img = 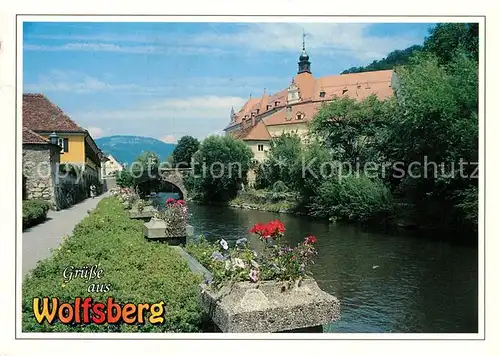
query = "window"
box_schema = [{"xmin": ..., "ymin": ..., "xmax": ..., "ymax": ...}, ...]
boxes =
[
  {"xmin": 342, "ymin": 88, "xmax": 348, "ymax": 95},
  {"xmin": 297, "ymin": 113, "xmax": 303, "ymax": 120},
  {"xmin": 57, "ymin": 137, "xmax": 69, "ymax": 153},
  {"xmin": 319, "ymin": 91, "xmax": 326, "ymax": 98},
  {"xmin": 257, "ymin": 144, "xmax": 264, "ymax": 152}
]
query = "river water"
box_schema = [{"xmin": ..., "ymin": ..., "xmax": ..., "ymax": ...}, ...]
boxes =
[{"xmin": 153, "ymin": 192, "xmax": 478, "ymax": 333}]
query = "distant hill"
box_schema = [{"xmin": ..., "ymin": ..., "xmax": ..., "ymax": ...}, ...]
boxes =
[
  {"xmin": 341, "ymin": 45, "xmax": 423, "ymax": 74},
  {"xmin": 95, "ymin": 135, "xmax": 176, "ymax": 165}
]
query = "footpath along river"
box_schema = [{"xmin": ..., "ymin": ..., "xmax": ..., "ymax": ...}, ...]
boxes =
[{"xmin": 153, "ymin": 192, "xmax": 478, "ymax": 333}]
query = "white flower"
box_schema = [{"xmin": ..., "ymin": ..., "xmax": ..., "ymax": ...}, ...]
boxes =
[
  {"xmin": 233, "ymin": 258, "xmax": 246, "ymax": 269},
  {"xmin": 250, "ymin": 259, "xmax": 260, "ymax": 268},
  {"xmin": 220, "ymin": 239, "xmax": 229, "ymax": 250}
]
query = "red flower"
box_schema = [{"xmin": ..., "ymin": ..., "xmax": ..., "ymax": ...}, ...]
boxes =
[
  {"xmin": 304, "ymin": 235, "xmax": 317, "ymax": 244},
  {"xmin": 249, "ymin": 220, "xmax": 285, "ymax": 240},
  {"xmin": 175, "ymin": 199, "xmax": 186, "ymax": 206},
  {"xmin": 165, "ymin": 197, "xmax": 175, "ymax": 205}
]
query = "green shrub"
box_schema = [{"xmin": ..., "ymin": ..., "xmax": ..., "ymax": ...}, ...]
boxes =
[
  {"xmin": 23, "ymin": 199, "xmax": 51, "ymax": 228},
  {"xmin": 308, "ymin": 174, "xmax": 393, "ymax": 222},
  {"xmin": 22, "ymin": 197, "xmax": 203, "ymax": 332}
]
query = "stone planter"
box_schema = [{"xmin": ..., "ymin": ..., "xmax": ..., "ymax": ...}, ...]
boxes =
[
  {"xmin": 143, "ymin": 218, "xmax": 194, "ymax": 245},
  {"xmin": 199, "ymin": 279, "xmax": 340, "ymax": 333},
  {"xmin": 128, "ymin": 206, "xmax": 157, "ymax": 220}
]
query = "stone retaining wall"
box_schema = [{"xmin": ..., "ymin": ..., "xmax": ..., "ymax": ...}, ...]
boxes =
[{"xmin": 22, "ymin": 144, "xmax": 59, "ymax": 206}]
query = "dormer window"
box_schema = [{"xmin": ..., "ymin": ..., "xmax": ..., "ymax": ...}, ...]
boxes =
[
  {"xmin": 319, "ymin": 90, "xmax": 326, "ymax": 98},
  {"xmin": 342, "ymin": 88, "xmax": 348, "ymax": 95},
  {"xmin": 256, "ymin": 108, "xmax": 260, "ymax": 114},
  {"xmin": 296, "ymin": 112, "xmax": 304, "ymax": 120},
  {"xmin": 274, "ymin": 101, "xmax": 280, "ymax": 107},
  {"xmin": 266, "ymin": 105, "xmax": 272, "ymax": 110}
]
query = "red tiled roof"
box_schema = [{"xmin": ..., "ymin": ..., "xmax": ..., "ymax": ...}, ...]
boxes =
[
  {"xmin": 241, "ymin": 120, "xmax": 271, "ymax": 141},
  {"xmin": 264, "ymin": 101, "xmax": 322, "ymax": 126},
  {"xmin": 310, "ymin": 70, "xmax": 394, "ymax": 102},
  {"xmin": 23, "ymin": 93, "xmax": 85, "ymax": 132},
  {"xmin": 22, "ymin": 127, "xmax": 50, "ymax": 144},
  {"xmin": 225, "ymin": 69, "xmax": 394, "ymax": 134}
]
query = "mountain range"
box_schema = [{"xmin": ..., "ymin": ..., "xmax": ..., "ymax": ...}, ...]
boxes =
[{"xmin": 95, "ymin": 135, "xmax": 176, "ymax": 165}]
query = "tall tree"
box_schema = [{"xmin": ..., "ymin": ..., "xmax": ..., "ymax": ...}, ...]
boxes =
[
  {"xmin": 172, "ymin": 136, "xmax": 200, "ymax": 168},
  {"xmin": 189, "ymin": 135, "xmax": 253, "ymax": 202}
]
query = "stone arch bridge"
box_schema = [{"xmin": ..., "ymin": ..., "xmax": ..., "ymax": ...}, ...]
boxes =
[{"xmin": 135, "ymin": 167, "xmax": 192, "ymax": 199}]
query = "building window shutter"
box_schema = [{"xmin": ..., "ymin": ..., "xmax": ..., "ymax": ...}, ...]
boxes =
[{"xmin": 63, "ymin": 138, "xmax": 69, "ymax": 153}]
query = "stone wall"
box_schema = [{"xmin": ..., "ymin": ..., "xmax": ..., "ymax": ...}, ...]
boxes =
[{"xmin": 22, "ymin": 144, "xmax": 59, "ymax": 206}]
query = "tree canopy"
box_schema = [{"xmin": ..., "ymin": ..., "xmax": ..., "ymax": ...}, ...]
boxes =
[
  {"xmin": 172, "ymin": 135, "xmax": 200, "ymax": 168},
  {"xmin": 188, "ymin": 135, "xmax": 253, "ymax": 202}
]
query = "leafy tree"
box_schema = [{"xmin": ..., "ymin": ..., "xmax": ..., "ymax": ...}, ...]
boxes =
[
  {"xmin": 380, "ymin": 52, "xmax": 478, "ymax": 230},
  {"xmin": 134, "ymin": 151, "xmax": 159, "ymax": 169},
  {"xmin": 423, "ymin": 23, "xmax": 479, "ymax": 65},
  {"xmin": 310, "ymin": 95, "xmax": 390, "ymax": 167},
  {"xmin": 190, "ymin": 135, "xmax": 253, "ymax": 202},
  {"xmin": 116, "ymin": 169, "xmax": 134, "ymax": 188},
  {"xmin": 257, "ymin": 133, "xmax": 303, "ymax": 189},
  {"xmin": 172, "ymin": 136, "xmax": 200, "ymax": 168}
]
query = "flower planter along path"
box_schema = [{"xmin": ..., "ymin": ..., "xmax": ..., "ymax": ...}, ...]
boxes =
[{"xmin": 22, "ymin": 193, "xmax": 109, "ymax": 277}]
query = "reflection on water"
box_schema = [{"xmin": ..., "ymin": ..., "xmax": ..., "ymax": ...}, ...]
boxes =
[{"xmin": 152, "ymin": 193, "xmax": 478, "ymax": 333}]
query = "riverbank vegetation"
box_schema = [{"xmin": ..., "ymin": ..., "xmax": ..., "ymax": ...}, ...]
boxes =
[{"xmin": 22, "ymin": 197, "xmax": 203, "ymax": 332}]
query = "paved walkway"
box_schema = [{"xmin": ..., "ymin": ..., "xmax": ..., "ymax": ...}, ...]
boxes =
[{"xmin": 22, "ymin": 193, "xmax": 110, "ymax": 277}]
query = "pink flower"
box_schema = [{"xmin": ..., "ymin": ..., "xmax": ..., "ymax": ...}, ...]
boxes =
[{"xmin": 249, "ymin": 269, "xmax": 259, "ymax": 282}]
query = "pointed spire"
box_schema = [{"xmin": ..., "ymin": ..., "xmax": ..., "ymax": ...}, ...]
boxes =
[
  {"xmin": 302, "ymin": 29, "xmax": 306, "ymax": 51},
  {"xmin": 298, "ymin": 30, "xmax": 311, "ymax": 74},
  {"xmin": 230, "ymin": 106, "xmax": 236, "ymax": 122}
]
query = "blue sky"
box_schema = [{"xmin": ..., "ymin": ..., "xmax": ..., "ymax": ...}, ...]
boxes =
[{"xmin": 23, "ymin": 21, "xmax": 436, "ymax": 143}]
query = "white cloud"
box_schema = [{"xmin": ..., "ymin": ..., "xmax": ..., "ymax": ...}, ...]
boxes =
[
  {"xmin": 189, "ymin": 23, "xmax": 423, "ymax": 61},
  {"xmin": 74, "ymin": 95, "xmax": 247, "ymax": 121},
  {"xmin": 24, "ymin": 70, "xmax": 288, "ymax": 97},
  {"xmin": 24, "ymin": 43, "xmax": 225, "ymax": 55},
  {"xmin": 71, "ymin": 96, "xmax": 246, "ymax": 140},
  {"xmin": 87, "ymin": 126, "xmax": 104, "ymax": 138},
  {"xmin": 161, "ymin": 135, "xmax": 177, "ymax": 144},
  {"xmin": 24, "ymin": 23, "xmax": 426, "ymax": 61}
]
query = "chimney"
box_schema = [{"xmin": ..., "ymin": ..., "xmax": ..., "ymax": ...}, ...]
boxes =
[
  {"xmin": 251, "ymin": 112, "xmax": 256, "ymax": 126},
  {"xmin": 285, "ymin": 106, "xmax": 292, "ymax": 120}
]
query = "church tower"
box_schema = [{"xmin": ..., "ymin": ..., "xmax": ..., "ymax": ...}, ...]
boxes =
[{"xmin": 298, "ymin": 31, "xmax": 311, "ymax": 74}]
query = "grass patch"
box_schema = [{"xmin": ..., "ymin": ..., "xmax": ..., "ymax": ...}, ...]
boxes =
[{"xmin": 22, "ymin": 197, "xmax": 203, "ymax": 332}]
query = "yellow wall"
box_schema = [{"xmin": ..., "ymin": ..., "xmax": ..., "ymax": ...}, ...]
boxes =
[{"xmin": 41, "ymin": 134, "xmax": 85, "ymax": 163}]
